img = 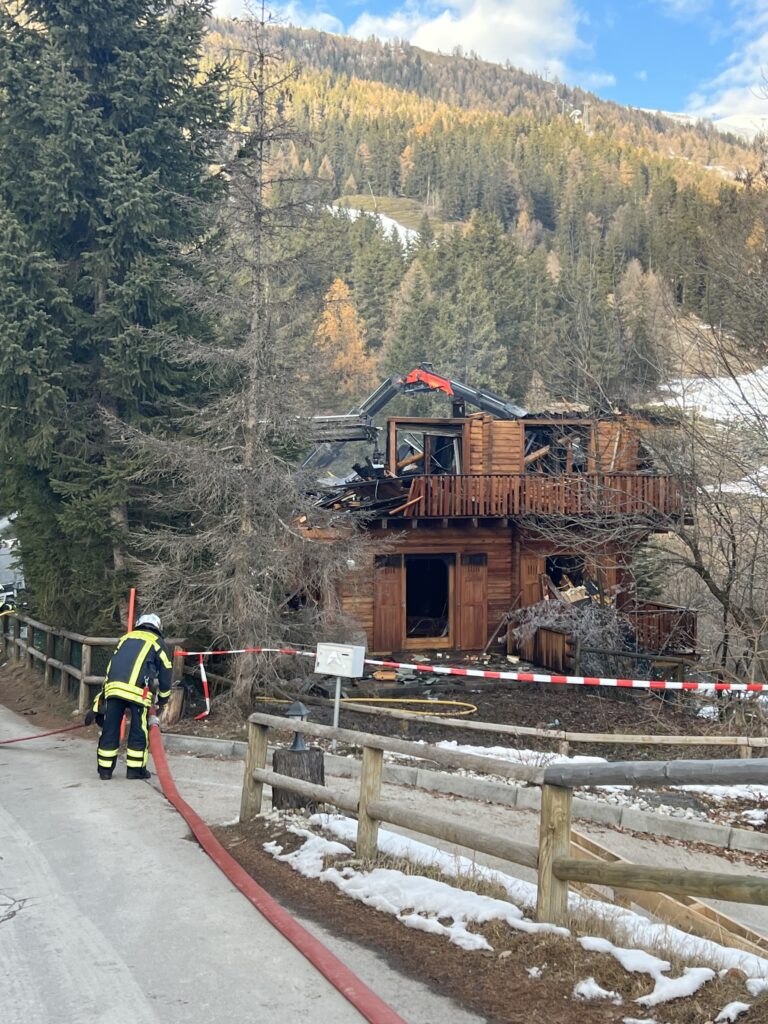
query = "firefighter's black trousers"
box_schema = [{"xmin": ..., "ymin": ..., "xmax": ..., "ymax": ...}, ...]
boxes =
[{"xmin": 97, "ymin": 698, "xmax": 148, "ymax": 777}]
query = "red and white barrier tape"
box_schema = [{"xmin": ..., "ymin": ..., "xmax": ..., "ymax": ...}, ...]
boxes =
[
  {"xmin": 175, "ymin": 645, "xmax": 767, "ymax": 694},
  {"xmin": 194, "ymin": 654, "xmax": 211, "ymax": 720}
]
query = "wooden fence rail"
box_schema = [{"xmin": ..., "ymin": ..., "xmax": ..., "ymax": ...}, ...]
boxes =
[
  {"xmin": 319, "ymin": 700, "xmax": 768, "ymax": 758},
  {"xmin": 241, "ymin": 712, "xmax": 768, "ymax": 942},
  {"xmin": 1, "ymin": 613, "xmax": 184, "ymax": 712}
]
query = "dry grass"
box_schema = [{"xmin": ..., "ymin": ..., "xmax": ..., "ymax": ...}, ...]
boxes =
[{"xmin": 312, "ymin": 825, "xmax": 768, "ymax": 1020}]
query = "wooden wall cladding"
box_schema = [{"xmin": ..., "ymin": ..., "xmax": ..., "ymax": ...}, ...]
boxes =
[
  {"xmin": 489, "ymin": 420, "xmax": 525, "ymax": 473},
  {"xmin": 342, "ymin": 526, "xmax": 516, "ymax": 653}
]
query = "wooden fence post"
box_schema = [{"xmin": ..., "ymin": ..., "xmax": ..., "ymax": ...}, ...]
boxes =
[
  {"xmin": 171, "ymin": 646, "xmax": 184, "ymax": 685},
  {"xmin": 536, "ymin": 783, "xmax": 573, "ymax": 926},
  {"xmin": 240, "ymin": 721, "xmax": 269, "ymax": 823},
  {"xmin": 12, "ymin": 616, "xmax": 20, "ymax": 663},
  {"xmin": 44, "ymin": 628, "xmax": 55, "ymax": 687},
  {"xmin": 60, "ymin": 637, "xmax": 72, "ymax": 696},
  {"xmin": 739, "ymin": 743, "xmax": 752, "ymax": 759},
  {"xmin": 26, "ymin": 625, "xmax": 34, "ymax": 672},
  {"xmin": 356, "ymin": 745, "xmax": 384, "ymax": 861},
  {"xmin": 79, "ymin": 642, "xmax": 92, "ymax": 713}
]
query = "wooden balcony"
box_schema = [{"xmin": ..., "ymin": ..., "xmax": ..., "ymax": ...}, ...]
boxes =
[
  {"xmin": 397, "ymin": 473, "xmax": 684, "ymax": 520},
  {"xmin": 623, "ymin": 601, "xmax": 697, "ymax": 655}
]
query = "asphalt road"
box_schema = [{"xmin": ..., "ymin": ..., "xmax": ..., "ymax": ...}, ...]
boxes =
[{"xmin": 0, "ymin": 705, "xmax": 375, "ymax": 1024}]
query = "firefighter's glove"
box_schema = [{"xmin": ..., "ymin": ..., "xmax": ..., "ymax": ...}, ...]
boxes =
[{"xmin": 84, "ymin": 710, "xmax": 94, "ymax": 727}]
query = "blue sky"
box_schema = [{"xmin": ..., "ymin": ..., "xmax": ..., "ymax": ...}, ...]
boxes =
[{"xmin": 213, "ymin": 1, "xmax": 768, "ymax": 129}]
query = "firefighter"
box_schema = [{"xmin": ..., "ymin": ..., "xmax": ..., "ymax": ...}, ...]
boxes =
[{"xmin": 87, "ymin": 613, "xmax": 172, "ymax": 780}]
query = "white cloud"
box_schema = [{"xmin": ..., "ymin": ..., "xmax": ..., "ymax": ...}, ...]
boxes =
[
  {"xmin": 686, "ymin": 1, "xmax": 768, "ymax": 122},
  {"xmin": 654, "ymin": 0, "xmax": 712, "ymax": 17},
  {"xmin": 635, "ymin": 69, "xmax": 648, "ymax": 81},
  {"xmin": 348, "ymin": 0, "xmax": 597, "ymax": 83},
  {"xmin": 214, "ymin": 0, "xmax": 343, "ymax": 32}
]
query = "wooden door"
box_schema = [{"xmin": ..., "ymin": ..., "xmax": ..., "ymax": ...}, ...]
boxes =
[
  {"xmin": 520, "ymin": 552, "xmax": 546, "ymax": 607},
  {"xmin": 373, "ymin": 555, "xmax": 404, "ymax": 653},
  {"xmin": 458, "ymin": 553, "xmax": 487, "ymax": 650}
]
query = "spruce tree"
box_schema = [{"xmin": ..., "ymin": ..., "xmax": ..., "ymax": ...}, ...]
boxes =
[{"xmin": 0, "ymin": 1, "xmax": 229, "ymax": 627}]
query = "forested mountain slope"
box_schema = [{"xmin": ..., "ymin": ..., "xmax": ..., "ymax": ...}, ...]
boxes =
[{"xmin": 202, "ymin": 20, "xmax": 767, "ymax": 410}]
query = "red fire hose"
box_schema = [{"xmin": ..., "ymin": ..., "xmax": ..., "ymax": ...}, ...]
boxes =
[
  {"xmin": 147, "ymin": 722, "xmax": 406, "ymax": 1024},
  {"xmin": 0, "ymin": 722, "xmax": 85, "ymax": 745}
]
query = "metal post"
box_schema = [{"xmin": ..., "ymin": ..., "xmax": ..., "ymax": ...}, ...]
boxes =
[{"xmin": 332, "ymin": 675, "xmax": 342, "ymax": 752}]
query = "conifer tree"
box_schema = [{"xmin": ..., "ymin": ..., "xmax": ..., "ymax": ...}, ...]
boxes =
[{"xmin": 0, "ymin": 0, "xmax": 229, "ymax": 627}]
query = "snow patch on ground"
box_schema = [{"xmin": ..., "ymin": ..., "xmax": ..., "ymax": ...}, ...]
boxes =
[
  {"xmin": 267, "ymin": 812, "xmax": 768, "ymax": 993},
  {"xmin": 636, "ymin": 967, "xmax": 716, "ymax": 1007},
  {"xmin": 437, "ymin": 739, "xmax": 606, "ymax": 768},
  {"xmin": 424, "ymin": 741, "xmax": 768, "ymax": 824},
  {"xmin": 330, "ymin": 204, "xmax": 418, "ymax": 245},
  {"xmin": 578, "ymin": 935, "xmax": 670, "ymax": 975},
  {"xmin": 573, "ymin": 976, "xmax": 623, "ymax": 1003},
  {"xmin": 715, "ymin": 1002, "xmax": 752, "ymax": 1022},
  {"xmin": 661, "ymin": 366, "xmax": 768, "ymax": 422}
]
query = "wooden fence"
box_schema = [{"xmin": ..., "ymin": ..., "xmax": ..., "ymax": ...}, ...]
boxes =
[
  {"xmin": 340, "ymin": 700, "xmax": 768, "ymax": 759},
  {"xmin": 241, "ymin": 712, "xmax": 768, "ymax": 949},
  {"xmin": 0, "ymin": 613, "xmax": 183, "ymax": 712}
]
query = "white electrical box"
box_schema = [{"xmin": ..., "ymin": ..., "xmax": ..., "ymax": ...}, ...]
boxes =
[{"xmin": 315, "ymin": 642, "xmax": 366, "ymax": 679}]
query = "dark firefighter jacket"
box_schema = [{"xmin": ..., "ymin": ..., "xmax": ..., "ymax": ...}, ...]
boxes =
[{"xmin": 102, "ymin": 627, "xmax": 173, "ymax": 707}]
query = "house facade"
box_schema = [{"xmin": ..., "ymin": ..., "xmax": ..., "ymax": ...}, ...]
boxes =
[{"xmin": 322, "ymin": 402, "xmax": 694, "ymax": 661}]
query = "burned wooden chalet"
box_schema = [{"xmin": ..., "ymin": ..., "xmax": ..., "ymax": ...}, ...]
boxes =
[{"xmin": 309, "ymin": 367, "xmax": 695, "ymax": 666}]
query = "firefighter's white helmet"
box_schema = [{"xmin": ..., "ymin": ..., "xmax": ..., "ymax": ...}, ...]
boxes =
[{"xmin": 136, "ymin": 613, "xmax": 162, "ymax": 632}]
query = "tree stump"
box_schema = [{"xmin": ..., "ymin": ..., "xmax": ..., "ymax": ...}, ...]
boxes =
[
  {"xmin": 271, "ymin": 747, "xmax": 325, "ymax": 811},
  {"xmin": 159, "ymin": 686, "xmax": 186, "ymax": 728}
]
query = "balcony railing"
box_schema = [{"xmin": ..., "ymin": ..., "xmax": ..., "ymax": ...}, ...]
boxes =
[
  {"xmin": 397, "ymin": 473, "xmax": 684, "ymax": 520},
  {"xmin": 623, "ymin": 601, "xmax": 697, "ymax": 655}
]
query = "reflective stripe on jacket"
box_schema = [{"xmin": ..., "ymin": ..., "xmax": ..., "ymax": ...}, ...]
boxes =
[{"xmin": 103, "ymin": 628, "xmax": 173, "ymax": 707}]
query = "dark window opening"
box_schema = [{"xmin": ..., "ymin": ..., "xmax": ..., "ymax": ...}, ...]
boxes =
[
  {"xmin": 524, "ymin": 425, "xmax": 590, "ymax": 474},
  {"xmin": 394, "ymin": 424, "xmax": 463, "ymax": 476},
  {"xmin": 427, "ymin": 434, "xmax": 460, "ymax": 474},
  {"xmin": 546, "ymin": 555, "xmax": 587, "ymax": 588},
  {"xmin": 405, "ymin": 554, "xmax": 453, "ymax": 639}
]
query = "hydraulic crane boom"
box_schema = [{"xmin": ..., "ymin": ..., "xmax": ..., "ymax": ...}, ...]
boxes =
[{"xmin": 305, "ymin": 363, "xmax": 527, "ymax": 470}]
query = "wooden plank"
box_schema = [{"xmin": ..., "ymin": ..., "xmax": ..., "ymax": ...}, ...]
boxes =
[
  {"xmin": 252, "ymin": 767, "xmax": 358, "ymax": 814},
  {"xmin": 536, "ymin": 784, "xmax": 573, "ymax": 925},
  {"xmin": 373, "ymin": 556, "xmax": 404, "ymax": 653},
  {"xmin": 569, "ymin": 830, "xmax": 768, "ymax": 957},
  {"xmin": 79, "ymin": 644, "xmax": 92, "ymax": 713},
  {"xmin": 543, "ymin": 758, "xmax": 768, "ymax": 788},
  {"xmin": 240, "ymin": 721, "xmax": 269, "ymax": 822},
  {"xmin": 247, "ymin": 712, "xmax": 546, "ymax": 784},
  {"xmin": 458, "ymin": 553, "xmax": 488, "ymax": 650},
  {"xmin": 357, "ymin": 746, "xmax": 384, "ymax": 860},
  {"xmin": 368, "ymin": 797, "xmax": 539, "ymax": 870},
  {"xmin": 554, "ymin": 857, "xmax": 768, "ymax": 905}
]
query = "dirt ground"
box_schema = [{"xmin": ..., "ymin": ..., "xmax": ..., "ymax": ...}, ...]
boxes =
[
  {"xmin": 4, "ymin": 646, "xmax": 765, "ymax": 763},
  {"xmin": 0, "ymin": 660, "xmax": 98, "ymax": 738},
  {"xmin": 216, "ymin": 816, "xmax": 768, "ymax": 1024}
]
